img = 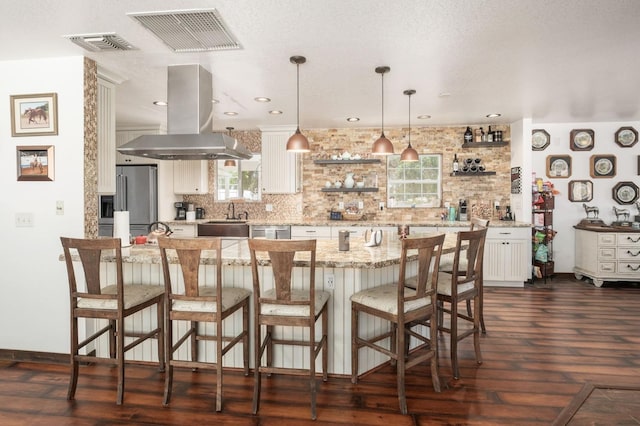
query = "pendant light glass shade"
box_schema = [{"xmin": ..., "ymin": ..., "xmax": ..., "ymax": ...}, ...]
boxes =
[
  {"xmin": 400, "ymin": 89, "xmax": 419, "ymax": 162},
  {"xmin": 372, "ymin": 66, "xmax": 394, "ymax": 155},
  {"xmin": 286, "ymin": 56, "xmax": 310, "ymax": 152}
]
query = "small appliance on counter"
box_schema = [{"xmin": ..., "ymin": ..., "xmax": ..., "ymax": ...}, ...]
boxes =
[
  {"xmin": 196, "ymin": 207, "xmax": 205, "ymax": 219},
  {"xmin": 338, "ymin": 230, "xmax": 350, "ymax": 251},
  {"xmin": 459, "ymin": 199, "xmax": 468, "ymax": 221},
  {"xmin": 175, "ymin": 202, "xmax": 187, "ymax": 220},
  {"xmin": 364, "ymin": 228, "xmax": 383, "ymax": 247}
]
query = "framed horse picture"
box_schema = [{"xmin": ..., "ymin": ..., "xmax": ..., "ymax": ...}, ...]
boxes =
[
  {"xmin": 16, "ymin": 145, "xmax": 54, "ymax": 181},
  {"xmin": 10, "ymin": 93, "xmax": 58, "ymax": 136}
]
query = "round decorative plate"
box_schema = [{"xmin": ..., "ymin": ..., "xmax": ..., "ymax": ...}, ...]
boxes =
[
  {"xmin": 532, "ymin": 130, "xmax": 549, "ymax": 149},
  {"xmin": 551, "ymin": 159, "xmax": 568, "ymax": 176},
  {"xmin": 617, "ymin": 128, "xmax": 637, "ymax": 146},
  {"xmin": 612, "ymin": 181, "xmax": 639, "ymax": 204},
  {"xmin": 574, "ymin": 131, "xmax": 592, "ymax": 148},
  {"xmin": 594, "ymin": 158, "xmax": 613, "ymax": 175}
]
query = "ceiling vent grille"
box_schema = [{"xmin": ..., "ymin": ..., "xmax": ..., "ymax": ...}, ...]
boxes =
[
  {"xmin": 65, "ymin": 33, "xmax": 136, "ymax": 52},
  {"xmin": 128, "ymin": 8, "xmax": 241, "ymax": 52}
]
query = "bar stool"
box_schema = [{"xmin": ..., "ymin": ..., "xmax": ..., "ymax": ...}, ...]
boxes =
[
  {"xmin": 351, "ymin": 234, "xmax": 445, "ymax": 414},
  {"xmin": 248, "ymin": 238, "xmax": 329, "ymax": 420},
  {"xmin": 60, "ymin": 237, "xmax": 165, "ymax": 405},
  {"xmin": 158, "ymin": 237, "xmax": 250, "ymax": 412}
]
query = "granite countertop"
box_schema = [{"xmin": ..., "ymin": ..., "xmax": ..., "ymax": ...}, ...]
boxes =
[
  {"xmin": 65, "ymin": 234, "xmax": 461, "ymax": 269},
  {"xmin": 164, "ymin": 218, "xmax": 530, "ymax": 228}
]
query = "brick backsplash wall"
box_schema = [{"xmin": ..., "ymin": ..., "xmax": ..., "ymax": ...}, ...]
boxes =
[{"xmin": 184, "ymin": 125, "xmax": 511, "ymax": 222}]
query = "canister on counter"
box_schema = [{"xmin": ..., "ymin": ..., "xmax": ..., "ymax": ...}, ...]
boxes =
[{"xmin": 338, "ymin": 230, "xmax": 350, "ymax": 251}]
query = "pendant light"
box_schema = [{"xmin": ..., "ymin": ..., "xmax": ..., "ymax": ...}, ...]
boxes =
[
  {"xmin": 400, "ymin": 89, "xmax": 419, "ymax": 162},
  {"xmin": 224, "ymin": 127, "xmax": 237, "ymax": 167},
  {"xmin": 371, "ymin": 66, "xmax": 394, "ymax": 155},
  {"xmin": 286, "ymin": 55, "xmax": 311, "ymax": 152}
]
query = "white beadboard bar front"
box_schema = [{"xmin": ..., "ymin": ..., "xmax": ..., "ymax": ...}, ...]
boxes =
[{"xmin": 65, "ymin": 235, "xmax": 458, "ymax": 377}]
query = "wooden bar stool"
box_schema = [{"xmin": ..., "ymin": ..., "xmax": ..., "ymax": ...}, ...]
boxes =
[
  {"xmin": 60, "ymin": 237, "xmax": 165, "ymax": 405},
  {"xmin": 158, "ymin": 237, "xmax": 250, "ymax": 412},
  {"xmin": 248, "ymin": 238, "xmax": 329, "ymax": 420}
]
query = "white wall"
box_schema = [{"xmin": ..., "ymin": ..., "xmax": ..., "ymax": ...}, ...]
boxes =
[
  {"xmin": 531, "ymin": 120, "xmax": 640, "ymax": 273},
  {"xmin": 0, "ymin": 57, "xmax": 86, "ymax": 353}
]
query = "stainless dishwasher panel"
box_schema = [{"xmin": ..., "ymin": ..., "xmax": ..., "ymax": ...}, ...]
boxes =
[{"xmin": 251, "ymin": 225, "xmax": 291, "ymax": 239}]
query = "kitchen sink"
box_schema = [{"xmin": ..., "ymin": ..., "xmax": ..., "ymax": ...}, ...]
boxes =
[{"xmin": 198, "ymin": 221, "xmax": 249, "ymax": 237}]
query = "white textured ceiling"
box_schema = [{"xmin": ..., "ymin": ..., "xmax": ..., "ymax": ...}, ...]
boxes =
[{"xmin": 2, "ymin": 0, "xmax": 639, "ymax": 131}]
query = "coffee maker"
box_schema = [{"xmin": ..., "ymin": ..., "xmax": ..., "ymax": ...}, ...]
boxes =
[
  {"xmin": 174, "ymin": 202, "xmax": 187, "ymax": 220},
  {"xmin": 458, "ymin": 199, "xmax": 468, "ymax": 221}
]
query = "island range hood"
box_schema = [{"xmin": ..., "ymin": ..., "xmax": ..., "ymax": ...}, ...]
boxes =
[{"xmin": 118, "ymin": 64, "xmax": 252, "ymax": 160}]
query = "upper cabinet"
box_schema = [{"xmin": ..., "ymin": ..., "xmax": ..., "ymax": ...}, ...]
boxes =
[
  {"xmin": 115, "ymin": 128, "xmax": 162, "ymax": 165},
  {"xmin": 260, "ymin": 126, "xmax": 301, "ymax": 194},
  {"xmin": 97, "ymin": 77, "xmax": 116, "ymax": 193},
  {"xmin": 173, "ymin": 160, "xmax": 209, "ymax": 194}
]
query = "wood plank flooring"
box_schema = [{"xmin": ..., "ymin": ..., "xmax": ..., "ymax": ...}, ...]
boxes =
[{"xmin": 1, "ymin": 276, "xmax": 639, "ymax": 425}]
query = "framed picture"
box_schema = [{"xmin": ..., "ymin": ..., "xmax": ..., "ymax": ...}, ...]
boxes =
[
  {"xmin": 531, "ymin": 129, "xmax": 550, "ymax": 151},
  {"xmin": 589, "ymin": 154, "xmax": 616, "ymax": 178},
  {"xmin": 568, "ymin": 180, "xmax": 593, "ymax": 202},
  {"xmin": 16, "ymin": 145, "xmax": 54, "ymax": 181},
  {"xmin": 10, "ymin": 93, "xmax": 58, "ymax": 136},
  {"xmin": 546, "ymin": 155, "xmax": 571, "ymax": 178},
  {"xmin": 570, "ymin": 129, "xmax": 594, "ymax": 151},
  {"xmin": 615, "ymin": 126, "xmax": 638, "ymax": 148},
  {"xmin": 612, "ymin": 181, "xmax": 639, "ymax": 205}
]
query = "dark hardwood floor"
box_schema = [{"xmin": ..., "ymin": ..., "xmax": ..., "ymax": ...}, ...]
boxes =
[{"xmin": 1, "ymin": 276, "xmax": 639, "ymax": 425}]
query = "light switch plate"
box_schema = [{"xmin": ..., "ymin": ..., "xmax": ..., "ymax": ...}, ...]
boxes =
[
  {"xmin": 15, "ymin": 212, "xmax": 34, "ymax": 227},
  {"xmin": 56, "ymin": 200, "xmax": 64, "ymax": 215}
]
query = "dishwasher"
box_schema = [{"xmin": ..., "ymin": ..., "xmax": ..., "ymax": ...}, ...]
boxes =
[{"xmin": 251, "ymin": 225, "xmax": 291, "ymax": 239}]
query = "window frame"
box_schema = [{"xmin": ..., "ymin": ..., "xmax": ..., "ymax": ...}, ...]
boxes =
[
  {"xmin": 386, "ymin": 154, "xmax": 442, "ymax": 208},
  {"xmin": 216, "ymin": 154, "xmax": 262, "ymax": 201}
]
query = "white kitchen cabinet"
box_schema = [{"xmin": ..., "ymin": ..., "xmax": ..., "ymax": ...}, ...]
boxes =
[
  {"xmin": 97, "ymin": 77, "xmax": 116, "ymax": 193},
  {"xmin": 170, "ymin": 223, "xmax": 197, "ymax": 238},
  {"xmin": 291, "ymin": 226, "xmax": 331, "ymax": 240},
  {"xmin": 116, "ymin": 128, "xmax": 163, "ymax": 165},
  {"xmin": 483, "ymin": 227, "xmax": 529, "ymax": 287},
  {"xmin": 173, "ymin": 160, "xmax": 209, "ymax": 194},
  {"xmin": 260, "ymin": 126, "xmax": 301, "ymax": 193},
  {"xmin": 574, "ymin": 228, "xmax": 640, "ymax": 287}
]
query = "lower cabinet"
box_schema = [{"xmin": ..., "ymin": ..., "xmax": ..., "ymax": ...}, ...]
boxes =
[
  {"xmin": 291, "ymin": 226, "xmax": 331, "ymax": 240},
  {"xmin": 483, "ymin": 227, "xmax": 529, "ymax": 287},
  {"xmin": 574, "ymin": 228, "xmax": 640, "ymax": 287},
  {"xmin": 170, "ymin": 223, "xmax": 197, "ymax": 238}
]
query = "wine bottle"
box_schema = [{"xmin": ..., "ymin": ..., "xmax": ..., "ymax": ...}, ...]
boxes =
[
  {"xmin": 487, "ymin": 125, "xmax": 494, "ymax": 142},
  {"xmin": 480, "ymin": 127, "xmax": 486, "ymax": 142},
  {"xmin": 453, "ymin": 153, "xmax": 459, "ymax": 174},
  {"xmin": 464, "ymin": 127, "xmax": 473, "ymax": 144}
]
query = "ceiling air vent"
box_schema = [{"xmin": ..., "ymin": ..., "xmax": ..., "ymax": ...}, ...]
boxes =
[
  {"xmin": 65, "ymin": 33, "xmax": 136, "ymax": 52},
  {"xmin": 128, "ymin": 8, "xmax": 241, "ymax": 52}
]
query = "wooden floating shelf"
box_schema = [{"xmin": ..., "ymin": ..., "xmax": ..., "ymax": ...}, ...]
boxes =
[
  {"xmin": 321, "ymin": 187, "xmax": 379, "ymax": 193},
  {"xmin": 314, "ymin": 159, "xmax": 381, "ymax": 164},
  {"xmin": 461, "ymin": 141, "xmax": 509, "ymax": 148},
  {"xmin": 449, "ymin": 171, "xmax": 497, "ymax": 176}
]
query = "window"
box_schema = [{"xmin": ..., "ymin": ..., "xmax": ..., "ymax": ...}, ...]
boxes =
[
  {"xmin": 387, "ymin": 154, "xmax": 441, "ymax": 208},
  {"xmin": 216, "ymin": 155, "xmax": 261, "ymax": 201}
]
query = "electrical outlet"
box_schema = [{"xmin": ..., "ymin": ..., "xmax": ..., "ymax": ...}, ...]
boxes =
[
  {"xmin": 265, "ymin": 204, "xmax": 273, "ymax": 212},
  {"xmin": 358, "ymin": 201, "xmax": 364, "ymax": 209},
  {"xmin": 338, "ymin": 201, "xmax": 344, "ymax": 210},
  {"xmin": 379, "ymin": 202, "xmax": 385, "ymax": 211},
  {"xmin": 15, "ymin": 212, "xmax": 34, "ymax": 227},
  {"xmin": 325, "ymin": 273, "xmax": 335, "ymax": 289}
]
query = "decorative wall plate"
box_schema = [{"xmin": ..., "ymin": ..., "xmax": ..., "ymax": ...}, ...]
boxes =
[
  {"xmin": 546, "ymin": 155, "xmax": 571, "ymax": 178},
  {"xmin": 615, "ymin": 126, "xmax": 638, "ymax": 148},
  {"xmin": 589, "ymin": 154, "xmax": 616, "ymax": 178},
  {"xmin": 612, "ymin": 181, "xmax": 639, "ymax": 204},
  {"xmin": 532, "ymin": 129, "xmax": 550, "ymax": 151},
  {"xmin": 570, "ymin": 129, "xmax": 594, "ymax": 151},
  {"xmin": 568, "ymin": 180, "xmax": 593, "ymax": 202}
]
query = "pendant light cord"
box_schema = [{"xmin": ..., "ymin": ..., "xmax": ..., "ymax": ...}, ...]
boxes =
[
  {"xmin": 408, "ymin": 92, "xmax": 411, "ymax": 147},
  {"xmin": 381, "ymin": 72, "xmax": 385, "ymax": 136},
  {"xmin": 296, "ymin": 62, "xmax": 300, "ymax": 131}
]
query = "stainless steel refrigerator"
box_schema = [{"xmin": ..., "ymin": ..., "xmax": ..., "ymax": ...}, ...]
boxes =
[{"xmin": 98, "ymin": 165, "xmax": 158, "ymax": 237}]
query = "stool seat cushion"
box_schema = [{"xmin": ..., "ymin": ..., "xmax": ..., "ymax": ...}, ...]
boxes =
[
  {"xmin": 260, "ymin": 289, "xmax": 330, "ymax": 317},
  {"xmin": 78, "ymin": 285, "xmax": 164, "ymax": 310},
  {"xmin": 436, "ymin": 271, "xmax": 475, "ymax": 296},
  {"xmin": 350, "ymin": 283, "xmax": 432, "ymax": 314},
  {"xmin": 172, "ymin": 287, "xmax": 251, "ymax": 312}
]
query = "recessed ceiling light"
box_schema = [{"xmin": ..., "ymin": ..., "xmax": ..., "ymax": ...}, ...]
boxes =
[
  {"xmin": 486, "ymin": 113, "xmax": 501, "ymax": 118},
  {"xmin": 269, "ymin": 110, "xmax": 283, "ymax": 115},
  {"xmin": 224, "ymin": 111, "xmax": 238, "ymax": 116},
  {"xmin": 417, "ymin": 114, "xmax": 431, "ymax": 119},
  {"xmin": 211, "ymin": 99, "xmax": 220, "ymax": 104},
  {"xmin": 254, "ymin": 97, "xmax": 271, "ymax": 102},
  {"xmin": 153, "ymin": 101, "xmax": 167, "ymax": 106},
  {"xmin": 346, "ymin": 117, "xmax": 360, "ymax": 122}
]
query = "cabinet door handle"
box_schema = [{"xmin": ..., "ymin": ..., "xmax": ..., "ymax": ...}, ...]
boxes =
[
  {"xmin": 627, "ymin": 236, "xmax": 640, "ymax": 243},
  {"xmin": 626, "ymin": 264, "xmax": 640, "ymax": 271},
  {"xmin": 626, "ymin": 250, "xmax": 640, "ymax": 257}
]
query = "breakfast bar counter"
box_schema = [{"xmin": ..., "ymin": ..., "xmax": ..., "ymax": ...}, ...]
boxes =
[{"xmin": 64, "ymin": 234, "xmax": 459, "ymax": 376}]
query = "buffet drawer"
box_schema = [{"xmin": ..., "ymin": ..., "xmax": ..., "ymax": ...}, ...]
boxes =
[
  {"xmin": 598, "ymin": 262, "xmax": 616, "ymax": 273},
  {"xmin": 598, "ymin": 233, "xmax": 616, "ymax": 246},
  {"xmin": 617, "ymin": 262, "xmax": 640, "ymax": 274},
  {"xmin": 617, "ymin": 233, "xmax": 640, "ymax": 246},
  {"xmin": 598, "ymin": 248, "xmax": 616, "ymax": 260},
  {"xmin": 618, "ymin": 248, "xmax": 640, "ymax": 260}
]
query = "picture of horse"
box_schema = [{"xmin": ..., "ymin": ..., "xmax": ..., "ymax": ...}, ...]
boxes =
[
  {"xmin": 19, "ymin": 101, "xmax": 49, "ymax": 129},
  {"xmin": 19, "ymin": 150, "xmax": 48, "ymax": 176}
]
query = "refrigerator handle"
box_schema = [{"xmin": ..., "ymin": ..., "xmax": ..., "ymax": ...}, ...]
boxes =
[
  {"xmin": 116, "ymin": 173, "xmax": 127, "ymax": 211},
  {"xmin": 121, "ymin": 175, "xmax": 128, "ymax": 211}
]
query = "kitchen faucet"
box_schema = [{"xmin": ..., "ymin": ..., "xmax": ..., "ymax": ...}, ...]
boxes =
[{"xmin": 226, "ymin": 202, "xmax": 236, "ymax": 220}]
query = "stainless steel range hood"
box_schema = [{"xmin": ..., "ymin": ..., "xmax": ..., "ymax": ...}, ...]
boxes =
[{"xmin": 118, "ymin": 65, "xmax": 252, "ymax": 160}]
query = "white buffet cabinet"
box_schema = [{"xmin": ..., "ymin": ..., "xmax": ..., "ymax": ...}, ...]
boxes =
[{"xmin": 574, "ymin": 227, "xmax": 640, "ymax": 287}]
